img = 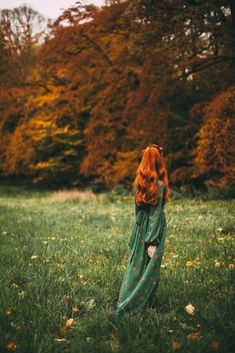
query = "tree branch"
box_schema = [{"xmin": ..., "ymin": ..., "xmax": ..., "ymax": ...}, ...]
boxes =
[{"xmin": 178, "ymin": 55, "xmax": 235, "ymax": 79}]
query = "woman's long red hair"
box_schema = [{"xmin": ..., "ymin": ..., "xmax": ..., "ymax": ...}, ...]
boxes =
[{"xmin": 134, "ymin": 145, "xmax": 170, "ymax": 205}]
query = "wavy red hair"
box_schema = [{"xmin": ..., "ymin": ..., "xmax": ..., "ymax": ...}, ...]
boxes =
[{"xmin": 133, "ymin": 145, "xmax": 170, "ymax": 205}]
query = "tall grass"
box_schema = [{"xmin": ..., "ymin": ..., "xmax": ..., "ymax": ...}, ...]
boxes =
[{"xmin": 0, "ymin": 186, "xmax": 234, "ymax": 353}]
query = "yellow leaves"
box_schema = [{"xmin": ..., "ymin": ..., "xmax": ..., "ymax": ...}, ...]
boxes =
[
  {"xmin": 186, "ymin": 261, "xmax": 194, "ymax": 267},
  {"xmin": 213, "ymin": 260, "xmax": 234, "ymax": 269},
  {"xmin": 31, "ymin": 255, "xmax": 38, "ymax": 260},
  {"xmin": 10, "ymin": 283, "xmax": 19, "ymax": 289},
  {"xmin": 30, "ymin": 158, "xmax": 58, "ymax": 172},
  {"xmin": 31, "ymin": 162, "xmax": 51, "ymax": 170},
  {"xmin": 172, "ymin": 339, "xmax": 181, "ymax": 350},
  {"xmin": 185, "ymin": 303, "xmax": 195, "ymax": 315},
  {"xmin": 6, "ymin": 343, "xmax": 17, "ymax": 351},
  {"xmin": 18, "ymin": 290, "xmax": 27, "ymax": 299},
  {"xmin": 77, "ymin": 273, "xmax": 88, "ymax": 286},
  {"xmin": 187, "ymin": 332, "xmax": 200, "ymax": 341},
  {"xmin": 186, "ymin": 256, "xmax": 201, "ymax": 268},
  {"xmin": 66, "ymin": 318, "xmax": 74, "ymax": 327},
  {"xmin": 10, "ymin": 282, "xmax": 26, "ymax": 298},
  {"xmin": 6, "ymin": 307, "xmax": 11, "ymax": 316},
  {"xmin": 30, "ymin": 87, "xmax": 60, "ymax": 108}
]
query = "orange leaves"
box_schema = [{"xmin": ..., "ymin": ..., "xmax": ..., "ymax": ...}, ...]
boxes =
[
  {"xmin": 194, "ymin": 87, "xmax": 235, "ymax": 188},
  {"xmin": 209, "ymin": 342, "xmax": 220, "ymax": 351},
  {"xmin": 58, "ymin": 318, "xmax": 74, "ymax": 335},
  {"xmin": 72, "ymin": 306, "xmax": 80, "ymax": 313},
  {"xmin": 186, "ymin": 260, "xmax": 193, "ymax": 267},
  {"xmin": 5, "ymin": 307, "xmax": 11, "ymax": 316},
  {"xmin": 184, "ymin": 303, "xmax": 195, "ymax": 316},
  {"xmin": 187, "ymin": 332, "xmax": 200, "ymax": 341},
  {"xmin": 6, "ymin": 343, "xmax": 17, "ymax": 351},
  {"xmin": 172, "ymin": 339, "xmax": 181, "ymax": 350},
  {"xmin": 186, "ymin": 257, "xmax": 201, "ymax": 268}
]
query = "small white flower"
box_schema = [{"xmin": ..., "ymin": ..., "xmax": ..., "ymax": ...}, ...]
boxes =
[{"xmin": 31, "ymin": 255, "xmax": 38, "ymax": 260}]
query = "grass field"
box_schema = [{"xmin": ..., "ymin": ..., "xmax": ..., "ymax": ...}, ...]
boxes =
[{"xmin": 0, "ymin": 186, "xmax": 234, "ymax": 353}]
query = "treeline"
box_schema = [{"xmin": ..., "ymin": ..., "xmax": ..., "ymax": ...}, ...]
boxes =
[{"xmin": 0, "ymin": 0, "xmax": 234, "ymax": 190}]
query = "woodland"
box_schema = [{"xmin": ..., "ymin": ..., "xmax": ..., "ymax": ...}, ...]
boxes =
[{"xmin": 0, "ymin": 0, "xmax": 234, "ymax": 191}]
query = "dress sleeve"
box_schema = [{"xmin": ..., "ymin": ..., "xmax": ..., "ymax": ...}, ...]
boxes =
[{"xmin": 144, "ymin": 183, "xmax": 165, "ymax": 247}]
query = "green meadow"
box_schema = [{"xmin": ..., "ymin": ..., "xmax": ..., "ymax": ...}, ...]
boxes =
[{"xmin": 0, "ymin": 186, "xmax": 234, "ymax": 353}]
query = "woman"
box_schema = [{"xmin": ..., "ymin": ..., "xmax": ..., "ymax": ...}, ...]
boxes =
[{"xmin": 112, "ymin": 144, "xmax": 170, "ymax": 317}]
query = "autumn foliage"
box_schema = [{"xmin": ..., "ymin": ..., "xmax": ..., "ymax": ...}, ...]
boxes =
[{"xmin": 0, "ymin": 1, "xmax": 234, "ymax": 190}]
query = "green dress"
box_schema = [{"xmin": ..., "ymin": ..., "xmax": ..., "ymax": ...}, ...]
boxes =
[{"xmin": 112, "ymin": 182, "xmax": 167, "ymax": 318}]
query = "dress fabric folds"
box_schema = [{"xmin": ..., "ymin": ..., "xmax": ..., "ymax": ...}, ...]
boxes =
[{"xmin": 112, "ymin": 182, "xmax": 167, "ymax": 317}]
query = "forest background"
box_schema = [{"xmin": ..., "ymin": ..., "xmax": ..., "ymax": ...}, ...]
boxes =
[{"xmin": 0, "ymin": 0, "xmax": 234, "ymax": 195}]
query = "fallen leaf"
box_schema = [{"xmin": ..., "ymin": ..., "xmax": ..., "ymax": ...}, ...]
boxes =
[
  {"xmin": 72, "ymin": 306, "xmax": 79, "ymax": 313},
  {"xmin": 10, "ymin": 283, "xmax": 19, "ymax": 289},
  {"xmin": 31, "ymin": 255, "xmax": 38, "ymax": 260},
  {"xmin": 186, "ymin": 261, "xmax": 193, "ymax": 267},
  {"xmin": 6, "ymin": 307, "xmax": 11, "ymax": 316},
  {"xmin": 54, "ymin": 338, "xmax": 67, "ymax": 344},
  {"xmin": 187, "ymin": 332, "xmax": 200, "ymax": 341},
  {"xmin": 185, "ymin": 303, "xmax": 195, "ymax": 315},
  {"xmin": 58, "ymin": 326, "xmax": 68, "ymax": 335},
  {"xmin": 58, "ymin": 318, "xmax": 74, "ymax": 335},
  {"xmin": 172, "ymin": 340, "xmax": 181, "ymax": 350},
  {"xmin": 66, "ymin": 318, "xmax": 74, "ymax": 327},
  {"xmin": 6, "ymin": 342, "xmax": 17, "ymax": 350},
  {"xmin": 209, "ymin": 342, "xmax": 220, "ymax": 351}
]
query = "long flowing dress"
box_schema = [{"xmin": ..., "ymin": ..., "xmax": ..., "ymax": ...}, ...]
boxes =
[{"xmin": 112, "ymin": 181, "xmax": 167, "ymax": 318}]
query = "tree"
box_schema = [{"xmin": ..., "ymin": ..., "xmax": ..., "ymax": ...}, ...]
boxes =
[
  {"xmin": 193, "ymin": 86, "xmax": 235, "ymax": 188},
  {"xmin": 0, "ymin": 5, "xmax": 48, "ymax": 86}
]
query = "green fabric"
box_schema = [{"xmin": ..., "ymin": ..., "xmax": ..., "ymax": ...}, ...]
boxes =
[{"xmin": 112, "ymin": 183, "xmax": 167, "ymax": 318}]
